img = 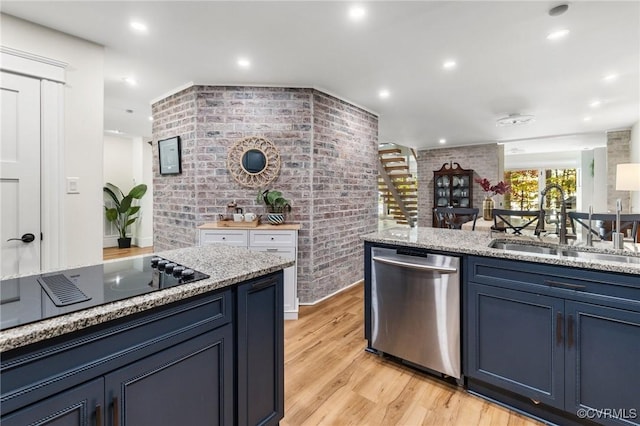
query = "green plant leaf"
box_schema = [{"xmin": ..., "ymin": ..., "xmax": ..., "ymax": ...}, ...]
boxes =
[
  {"xmin": 128, "ymin": 184, "xmax": 147, "ymax": 199},
  {"xmin": 128, "ymin": 206, "xmax": 141, "ymax": 215},
  {"xmin": 105, "ymin": 208, "xmax": 118, "ymax": 222},
  {"xmin": 103, "ymin": 186, "xmax": 120, "ymax": 206},
  {"xmin": 125, "ymin": 218, "xmax": 137, "ymax": 227},
  {"xmin": 119, "ymin": 195, "xmax": 133, "ymax": 213}
]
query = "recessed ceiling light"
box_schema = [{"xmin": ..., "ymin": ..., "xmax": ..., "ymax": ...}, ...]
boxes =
[
  {"xmin": 583, "ymin": 116, "xmax": 592, "ymax": 122},
  {"xmin": 378, "ymin": 89, "xmax": 390, "ymax": 99},
  {"xmin": 589, "ymin": 100, "xmax": 601, "ymax": 108},
  {"xmin": 546, "ymin": 29, "xmax": 570, "ymax": 40},
  {"xmin": 443, "ymin": 60, "xmax": 457, "ymax": 70},
  {"xmin": 603, "ymin": 73, "xmax": 618, "ymax": 82},
  {"xmin": 548, "ymin": 4, "xmax": 569, "ymax": 17},
  {"xmin": 130, "ymin": 21, "xmax": 148, "ymax": 33},
  {"xmin": 124, "ymin": 77, "xmax": 137, "ymax": 86},
  {"xmin": 237, "ymin": 58, "xmax": 251, "ymax": 68},
  {"xmin": 148, "ymin": 116, "xmax": 154, "ymax": 121},
  {"xmin": 349, "ymin": 5, "xmax": 366, "ymax": 21},
  {"xmin": 107, "ymin": 129, "xmax": 122, "ymax": 134},
  {"xmin": 439, "ymin": 138, "xmax": 446, "ymax": 144}
]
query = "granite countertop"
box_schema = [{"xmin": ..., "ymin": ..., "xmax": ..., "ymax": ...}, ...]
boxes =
[
  {"xmin": 362, "ymin": 227, "xmax": 640, "ymax": 275},
  {"xmin": 0, "ymin": 245, "xmax": 294, "ymax": 352}
]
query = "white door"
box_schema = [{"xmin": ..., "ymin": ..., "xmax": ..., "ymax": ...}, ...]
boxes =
[{"xmin": 1, "ymin": 71, "xmax": 41, "ymax": 277}]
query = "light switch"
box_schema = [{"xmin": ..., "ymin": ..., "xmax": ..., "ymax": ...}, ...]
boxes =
[{"xmin": 66, "ymin": 177, "xmax": 80, "ymax": 194}]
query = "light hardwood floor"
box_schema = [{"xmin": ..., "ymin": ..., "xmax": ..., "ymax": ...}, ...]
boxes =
[
  {"xmin": 283, "ymin": 283, "xmax": 542, "ymax": 426},
  {"xmin": 103, "ymin": 245, "xmax": 154, "ymax": 261}
]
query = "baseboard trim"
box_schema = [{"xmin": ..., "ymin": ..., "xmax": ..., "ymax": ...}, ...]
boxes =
[
  {"xmin": 299, "ymin": 279, "xmax": 363, "ymax": 306},
  {"xmin": 134, "ymin": 236, "xmax": 153, "ymax": 248}
]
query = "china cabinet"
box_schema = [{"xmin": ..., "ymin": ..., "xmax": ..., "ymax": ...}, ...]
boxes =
[{"xmin": 432, "ymin": 162, "xmax": 474, "ymax": 226}]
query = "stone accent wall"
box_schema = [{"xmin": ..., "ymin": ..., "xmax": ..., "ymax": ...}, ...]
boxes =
[
  {"xmin": 416, "ymin": 143, "xmax": 502, "ymax": 227},
  {"xmin": 151, "ymin": 86, "xmax": 378, "ymax": 303},
  {"xmin": 606, "ymin": 129, "xmax": 632, "ymax": 211}
]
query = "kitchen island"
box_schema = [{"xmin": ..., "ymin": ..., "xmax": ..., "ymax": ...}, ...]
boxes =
[
  {"xmin": 362, "ymin": 227, "xmax": 640, "ymax": 426},
  {"xmin": 0, "ymin": 245, "xmax": 293, "ymax": 426}
]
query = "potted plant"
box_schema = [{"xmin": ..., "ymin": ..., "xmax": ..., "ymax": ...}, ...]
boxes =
[
  {"xmin": 103, "ymin": 182, "xmax": 148, "ymax": 248},
  {"xmin": 256, "ymin": 189, "xmax": 292, "ymax": 225}
]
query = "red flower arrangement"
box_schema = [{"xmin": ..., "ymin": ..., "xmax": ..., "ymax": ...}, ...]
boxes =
[{"xmin": 474, "ymin": 177, "xmax": 511, "ymax": 197}]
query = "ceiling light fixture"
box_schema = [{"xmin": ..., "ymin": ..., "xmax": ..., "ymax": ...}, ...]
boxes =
[
  {"xmin": 148, "ymin": 116, "xmax": 154, "ymax": 121},
  {"xmin": 496, "ymin": 113, "xmax": 536, "ymax": 127},
  {"xmin": 124, "ymin": 77, "xmax": 137, "ymax": 86},
  {"xmin": 603, "ymin": 73, "xmax": 618, "ymax": 82},
  {"xmin": 237, "ymin": 58, "xmax": 251, "ymax": 68},
  {"xmin": 547, "ymin": 29, "xmax": 570, "ymax": 40},
  {"xmin": 378, "ymin": 89, "xmax": 390, "ymax": 99},
  {"xmin": 349, "ymin": 5, "xmax": 366, "ymax": 21},
  {"xmin": 583, "ymin": 116, "xmax": 592, "ymax": 122},
  {"xmin": 589, "ymin": 100, "xmax": 602, "ymax": 108},
  {"xmin": 443, "ymin": 60, "xmax": 457, "ymax": 70},
  {"xmin": 130, "ymin": 21, "xmax": 148, "ymax": 33},
  {"xmin": 439, "ymin": 139, "xmax": 446, "ymax": 144}
]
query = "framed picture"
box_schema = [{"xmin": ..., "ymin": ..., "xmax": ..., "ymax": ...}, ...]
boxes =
[{"xmin": 158, "ymin": 136, "xmax": 182, "ymax": 175}]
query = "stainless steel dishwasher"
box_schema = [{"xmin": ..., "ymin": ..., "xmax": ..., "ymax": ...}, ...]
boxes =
[{"xmin": 370, "ymin": 247, "xmax": 461, "ymax": 379}]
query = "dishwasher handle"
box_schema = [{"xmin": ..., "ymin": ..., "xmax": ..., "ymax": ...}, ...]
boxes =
[{"xmin": 372, "ymin": 255, "xmax": 458, "ymax": 274}]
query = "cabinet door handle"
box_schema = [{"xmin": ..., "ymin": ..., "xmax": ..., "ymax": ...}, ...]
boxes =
[
  {"xmin": 112, "ymin": 397, "xmax": 119, "ymax": 426},
  {"xmin": 545, "ymin": 280, "xmax": 586, "ymax": 290},
  {"xmin": 266, "ymin": 248, "xmax": 278, "ymax": 252},
  {"xmin": 252, "ymin": 279, "xmax": 274, "ymax": 290},
  {"xmin": 567, "ymin": 315, "xmax": 575, "ymax": 349},
  {"xmin": 95, "ymin": 404, "xmax": 102, "ymax": 426},
  {"xmin": 556, "ymin": 312, "xmax": 563, "ymax": 346}
]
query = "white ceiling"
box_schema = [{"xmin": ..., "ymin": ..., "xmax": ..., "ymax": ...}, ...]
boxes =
[{"xmin": 2, "ymin": 1, "xmax": 639, "ymax": 151}]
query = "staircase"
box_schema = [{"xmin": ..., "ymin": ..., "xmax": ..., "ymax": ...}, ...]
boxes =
[{"xmin": 378, "ymin": 147, "xmax": 418, "ymax": 226}]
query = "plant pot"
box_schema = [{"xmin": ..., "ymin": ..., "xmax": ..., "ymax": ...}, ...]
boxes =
[
  {"xmin": 117, "ymin": 237, "xmax": 132, "ymax": 249},
  {"xmin": 482, "ymin": 197, "xmax": 494, "ymax": 221},
  {"xmin": 267, "ymin": 213, "xmax": 285, "ymax": 225}
]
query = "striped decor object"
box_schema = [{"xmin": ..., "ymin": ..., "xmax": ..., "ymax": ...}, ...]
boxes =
[{"xmin": 267, "ymin": 213, "xmax": 285, "ymax": 225}]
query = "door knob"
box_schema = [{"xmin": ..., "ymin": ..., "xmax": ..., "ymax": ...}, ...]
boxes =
[{"xmin": 7, "ymin": 233, "xmax": 36, "ymax": 243}]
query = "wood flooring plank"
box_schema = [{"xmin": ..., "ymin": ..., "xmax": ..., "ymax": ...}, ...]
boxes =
[{"xmin": 283, "ymin": 282, "xmax": 543, "ymax": 426}]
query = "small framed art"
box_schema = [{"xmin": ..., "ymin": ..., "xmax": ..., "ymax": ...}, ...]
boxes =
[{"xmin": 158, "ymin": 136, "xmax": 182, "ymax": 175}]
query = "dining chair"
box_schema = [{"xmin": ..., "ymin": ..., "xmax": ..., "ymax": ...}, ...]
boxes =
[
  {"xmin": 434, "ymin": 207, "xmax": 479, "ymax": 230},
  {"xmin": 568, "ymin": 212, "xmax": 640, "ymax": 243},
  {"xmin": 491, "ymin": 209, "xmax": 541, "ymax": 235}
]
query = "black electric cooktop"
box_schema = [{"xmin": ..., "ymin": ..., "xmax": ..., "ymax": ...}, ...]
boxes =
[{"xmin": 0, "ymin": 256, "xmax": 209, "ymax": 331}]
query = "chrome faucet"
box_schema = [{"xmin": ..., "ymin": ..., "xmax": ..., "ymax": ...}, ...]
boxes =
[{"xmin": 536, "ymin": 183, "xmax": 568, "ymax": 244}]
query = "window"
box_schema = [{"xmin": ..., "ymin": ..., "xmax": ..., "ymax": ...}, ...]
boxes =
[{"xmin": 504, "ymin": 168, "xmax": 577, "ymax": 211}]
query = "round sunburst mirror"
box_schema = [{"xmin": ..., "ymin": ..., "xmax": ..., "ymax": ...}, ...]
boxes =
[{"xmin": 227, "ymin": 136, "xmax": 281, "ymax": 188}]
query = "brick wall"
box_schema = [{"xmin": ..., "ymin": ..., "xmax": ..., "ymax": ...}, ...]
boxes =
[
  {"xmin": 151, "ymin": 86, "xmax": 377, "ymax": 303},
  {"xmin": 606, "ymin": 129, "xmax": 632, "ymax": 211},
  {"xmin": 416, "ymin": 143, "xmax": 502, "ymax": 226},
  {"xmin": 309, "ymin": 91, "xmax": 378, "ymax": 302}
]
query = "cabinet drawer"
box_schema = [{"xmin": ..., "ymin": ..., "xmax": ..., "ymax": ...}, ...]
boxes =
[
  {"xmin": 249, "ymin": 230, "xmax": 296, "ymax": 247},
  {"xmin": 200, "ymin": 230, "xmax": 248, "ymax": 247},
  {"xmin": 250, "ymin": 246, "xmax": 295, "ymax": 260}
]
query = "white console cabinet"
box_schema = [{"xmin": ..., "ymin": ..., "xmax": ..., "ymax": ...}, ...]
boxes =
[{"xmin": 198, "ymin": 223, "xmax": 300, "ymax": 320}]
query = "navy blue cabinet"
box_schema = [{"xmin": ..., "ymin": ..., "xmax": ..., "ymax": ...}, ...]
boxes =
[
  {"xmin": 105, "ymin": 326, "xmax": 233, "ymax": 426},
  {"xmin": 565, "ymin": 302, "xmax": 640, "ymax": 424},
  {"xmin": 466, "ymin": 256, "xmax": 640, "ymax": 426},
  {"xmin": 467, "ymin": 282, "xmax": 565, "ymax": 409},
  {"xmin": 237, "ymin": 274, "xmax": 284, "ymax": 426},
  {"xmin": 1, "ymin": 378, "xmax": 103, "ymax": 426}
]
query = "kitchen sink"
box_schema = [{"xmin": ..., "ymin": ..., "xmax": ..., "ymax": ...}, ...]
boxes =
[
  {"xmin": 489, "ymin": 240, "xmax": 640, "ymax": 264},
  {"xmin": 561, "ymin": 250, "xmax": 640, "ymax": 264},
  {"xmin": 489, "ymin": 241, "xmax": 560, "ymax": 255}
]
